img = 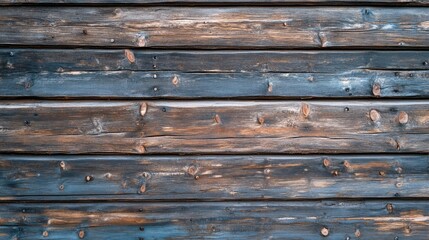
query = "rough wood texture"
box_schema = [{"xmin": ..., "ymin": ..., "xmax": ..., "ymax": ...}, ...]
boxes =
[
  {"xmin": 1, "ymin": 0, "xmax": 428, "ymax": 5},
  {"xmin": 0, "ymin": 201, "xmax": 429, "ymax": 239},
  {"xmin": 1, "ymin": 7, "xmax": 429, "ymax": 48},
  {"xmin": 0, "ymin": 100, "xmax": 427, "ymax": 154},
  {"xmin": 0, "ymin": 155, "xmax": 427, "ymax": 201},
  {"xmin": 2, "ymin": 50, "xmax": 429, "ymax": 98}
]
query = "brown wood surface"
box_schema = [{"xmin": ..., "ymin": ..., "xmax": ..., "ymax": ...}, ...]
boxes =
[
  {"xmin": 1, "ymin": 7, "xmax": 429, "ymax": 48},
  {"xmin": 0, "ymin": 100, "xmax": 427, "ymax": 154}
]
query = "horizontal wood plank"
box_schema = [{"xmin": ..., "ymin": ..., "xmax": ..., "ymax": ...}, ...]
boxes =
[
  {"xmin": 0, "ymin": 201, "xmax": 428, "ymax": 239},
  {"xmin": 0, "ymin": 100, "xmax": 427, "ymax": 154},
  {"xmin": 1, "ymin": 7, "xmax": 429, "ymax": 48},
  {"xmin": 1, "ymin": 0, "xmax": 428, "ymax": 5},
  {"xmin": 2, "ymin": 50, "xmax": 429, "ymax": 98},
  {"xmin": 0, "ymin": 155, "xmax": 427, "ymax": 201}
]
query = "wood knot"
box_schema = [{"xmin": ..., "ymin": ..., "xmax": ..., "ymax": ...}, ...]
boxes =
[
  {"xmin": 187, "ymin": 165, "xmax": 198, "ymax": 176},
  {"xmin": 257, "ymin": 115, "xmax": 265, "ymax": 125},
  {"xmin": 59, "ymin": 184, "xmax": 64, "ymax": 190},
  {"xmin": 140, "ymin": 102, "xmax": 148, "ymax": 117},
  {"xmin": 78, "ymin": 230, "xmax": 85, "ymax": 239},
  {"xmin": 372, "ymin": 83, "xmax": 381, "ymax": 97},
  {"xmin": 386, "ymin": 203, "xmax": 394, "ymax": 213},
  {"xmin": 331, "ymin": 170, "xmax": 339, "ymax": 176},
  {"xmin": 343, "ymin": 160, "xmax": 351, "ymax": 169},
  {"xmin": 322, "ymin": 158, "xmax": 330, "ymax": 168},
  {"xmin": 85, "ymin": 175, "xmax": 94, "ymax": 182},
  {"xmin": 355, "ymin": 229, "xmax": 361, "ymax": 238},
  {"xmin": 369, "ymin": 109, "xmax": 381, "ymax": 122},
  {"xmin": 171, "ymin": 75, "xmax": 180, "ymax": 86},
  {"xmin": 214, "ymin": 114, "xmax": 222, "ymax": 124},
  {"xmin": 320, "ymin": 227, "xmax": 329, "ymax": 237},
  {"xmin": 59, "ymin": 161, "xmax": 66, "ymax": 170},
  {"xmin": 398, "ymin": 111, "xmax": 408, "ymax": 124},
  {"xmin": 267, "ymin": 82, "xmax": 273, "ymax": 93},
  {"xmin": 139, "ymin": 184, "xmax": 146, "ymax": 194},
  {"xmin": 42, "ymin": 231, "xmax": 49, "ymax": 237},
  {"xmin": 301, "ymin": 103, "xmax": 310, "ymax": 118},
  {"xmin": 124, "ymin": 49, "xmax": 135, "ymax": 63}
]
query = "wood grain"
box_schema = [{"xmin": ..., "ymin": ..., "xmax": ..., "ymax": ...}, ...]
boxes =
[
  {"xmin": 0, "ymin": 201, "xmax": 429, "ymax": 239},
  {"xmin": 0, "ymin": 155, "xmax": 427, "ymax": 201},
  {"xmin": 1, "ymin": 7, "xmax": 428, "ymax": 48},
  {"xmin": 2, "ymin": 50, "xmax": 429, "ymax": 98},
  {"xmin": 1, "ymin": 0, "xmax": 428, "ymax": 5},
  {"xmin": 0, "ymin": 100, "xmax": 427, "ymax": 154}
]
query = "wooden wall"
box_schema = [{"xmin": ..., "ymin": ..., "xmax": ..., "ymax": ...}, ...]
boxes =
[{"xmin": 0, "ymin": 0, "xmax": 428, "ymax": 239}]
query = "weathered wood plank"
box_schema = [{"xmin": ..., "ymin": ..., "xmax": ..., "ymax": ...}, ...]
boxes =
[
  {"xmin": 2, "ymin": 71, "xmax": 428, "ymax": 99},
  {"xmin": 4, "ymin": 50, "xmax": 429, "ymax": 73},
  {"xmin": 0, "ymin": 201, "xmax": 428, "ymax": 239},
  {"xmin": 1, "ymin": 0, "xmax": 428, "ymax": 5},
  {"xmin": 0, "ymin": 100, "xmax": 427, "ymax": 154},
  {"xmin": 1, "ymin": 7, "xmax": 428, "ymax": 48},
  {"xmin": 2, "ymin": 50, "xmax": 429, "ymax": 98},
  {"xmin": 0, "ymin": 155, "xmax": 427, "ymax": 201}
]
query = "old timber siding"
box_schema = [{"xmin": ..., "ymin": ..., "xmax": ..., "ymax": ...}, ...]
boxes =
[{"xmin": 0, "ymin": 0, "xmax": 428, "ymax": 239}]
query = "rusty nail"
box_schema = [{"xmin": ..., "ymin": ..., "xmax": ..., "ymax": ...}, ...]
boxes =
[
  {"xmin": 124, "ymin": 49, "xmax": 135, "ymax": 63},
  {"xmin": 267, "ymin": 82, "xmax": 273, "ymax": 93},
  {"xmin": 372, "ymin": 83, "xmax": 381, "ymax": 97},
  {"xmin": 320, "ymin": 227, "xmax": 329, "ymax": 237},
  {"xmin": 85, "ymin": 175, "xmax": 94, "ymax": 182},
  {"xmin": 139, "ymin": 184, "xmax": 146, "ymax": 193},
  {"xmin": 398, "ymin": 111, "xmax": 408, "ymax": 124},
  {"xmin": 301, "ymin": 103, "xmax": 310, "ymax": 118},
  {"xmin": 140, "ymin": 102, "xmax": 148, "ymax": 117},
  {"xmin": 214, "ymin": 114, "xmax": 221, "ymax": 124},
  {"xmin": 78, "ymin": 230, "xmax": 85, "ymax": 239},
  {"xmin": 369, "ymin": 109, "xmax": 381, "ymax": 122},
  {"xmin": 43, "ymin": 231, "xmax": 49, "ymax": 237},
  {"xmin": 172, "ymin": 75, "xmax": 180, "ymax": 86},
  {"xmin": 323, "ymin": 158, "xmax": 330, "ymax": 168},
  {"xmin": 59, "ymin": 161, "xmax": 66, "ymax": 170},
  {"xmin": 386, "ymin": 203, "xmax": 394, "ymax": 213}
]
